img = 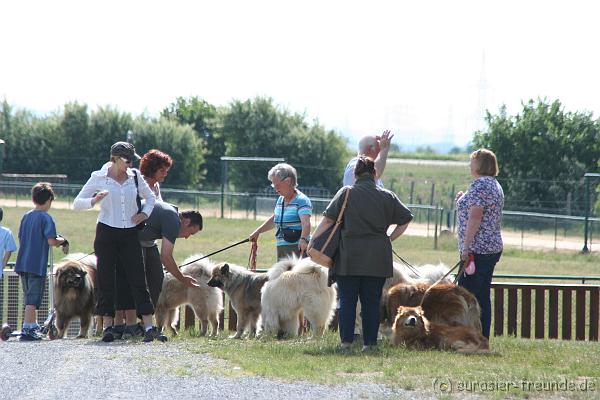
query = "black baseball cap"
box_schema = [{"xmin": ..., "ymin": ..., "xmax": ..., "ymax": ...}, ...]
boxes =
[{"xmin": 110, "ymin": 142, "xmax": 141, "ymax": 162}]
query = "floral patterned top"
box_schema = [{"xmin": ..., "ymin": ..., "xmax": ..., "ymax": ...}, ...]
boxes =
[{"xmin": 456, "ymin": 176, "xmax": 504, "ymax": 254}]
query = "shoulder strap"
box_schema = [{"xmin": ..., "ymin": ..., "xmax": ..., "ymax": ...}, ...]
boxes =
[
  {"xmin": 133, "ymin": 170, "xmax": 142, "ymax": 213},
  {"xmin": 318, "ymin": 188, "xmax": 351, "ymax": 251},
  {"xmin": 280, "ymin": 197, "xmax": 285, "ymax": 228},
  {"xmin": 334, "ymin": 188, "xmax": 351, "ymax": 226}
]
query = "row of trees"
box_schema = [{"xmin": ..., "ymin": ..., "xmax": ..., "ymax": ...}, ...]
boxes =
[
  {"xmin": 2, "ymin": 95, "xmax": 599, "ymax": 213},
  {"xmin": 473, "ymin": 99, "xmax": 600, "ymax": 214},
  {"xmin": 0, "ymin": 97, "xmax": 349, "ymax": 191}
]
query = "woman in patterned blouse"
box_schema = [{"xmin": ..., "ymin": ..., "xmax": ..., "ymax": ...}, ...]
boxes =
[{"xmin": 455, "ymin": 148, "xmax": 504, "ymax": 339}]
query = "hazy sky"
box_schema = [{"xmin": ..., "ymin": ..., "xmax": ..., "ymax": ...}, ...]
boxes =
[{"xmin": 1, "ymin": 0, "xmax": 599, "ymax": 148}]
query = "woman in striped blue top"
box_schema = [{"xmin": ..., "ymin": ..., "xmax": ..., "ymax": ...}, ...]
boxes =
[{"xmin": 249, "ymin": 163, "xmax": 312, "ymax": 260}]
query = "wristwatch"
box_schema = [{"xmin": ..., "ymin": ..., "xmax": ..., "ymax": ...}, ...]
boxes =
[{"xmin": 300, "ymin": 236, "xmax": 311, "ymax": 242}]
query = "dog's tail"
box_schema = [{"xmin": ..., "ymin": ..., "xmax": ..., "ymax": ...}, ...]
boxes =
[
  {"xmin": 267, "ymin": 256, "xmax": 297, "ymax": 280},
  {"xmin": 292, "ymin": 258, "xmax": 324, "ymax": 274},
  {"xmin": 180, "ymin": 254, "xmax": 214, "ymax": 283},
  {"xmin": 415, "ymin": 263, "xmax": 452, "ymax": 284},
  {"xmin": 467, "ymin": 299, "xmax": 483, "ymax": 333},
  {"xmin": 259, "ymin": 284, "xmax": 282, "ymax": 335}
]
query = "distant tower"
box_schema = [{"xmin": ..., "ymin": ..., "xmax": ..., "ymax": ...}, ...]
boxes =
[{"xmin": 476, "ymin": 51, "xmax": 488, "ymax": 131}]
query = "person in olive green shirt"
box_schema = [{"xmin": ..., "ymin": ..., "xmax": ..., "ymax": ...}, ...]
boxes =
[{"xmin": 310, "ymin": 156, "xmax": 413, "ymax": 351}]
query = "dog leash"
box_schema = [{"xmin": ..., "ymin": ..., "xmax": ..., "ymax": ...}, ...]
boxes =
[
  {"xmin": 418, "ymin": 259, "xmax": 463, "ymax": 307},
  {"xmin": 247, "ymin": 240, "xmax": 257, "ymax": 272},
  {"xmin": 74, "ymin": 251, "xmax": 96, "ymax": 262},
  {"xmin": 178, "ymin": 238, "xmax": 250, "ymax": 268},
  {"xmin": 392, "ymin": 249, "xmax": 422, "ymax": 278}
]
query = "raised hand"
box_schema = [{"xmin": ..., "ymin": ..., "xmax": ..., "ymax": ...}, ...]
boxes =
[{"xmin": 379, "ymin": 130, "xmax": 394, "ymax": 151}]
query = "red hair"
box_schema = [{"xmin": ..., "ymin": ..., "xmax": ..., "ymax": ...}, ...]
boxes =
[{"xmin": 140, "ymin": 149, "xmax": 173, "ymax": 178}]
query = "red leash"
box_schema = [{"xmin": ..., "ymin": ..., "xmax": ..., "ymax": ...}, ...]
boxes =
[{"xmin": 248, "ymin": 240, "xmax": 258, "ymax": 272}]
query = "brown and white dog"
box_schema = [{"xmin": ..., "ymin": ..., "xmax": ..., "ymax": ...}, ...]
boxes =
[
  {"xmin": 386, "ymin": 282, "xmax": 482, "ymax": 332},
  {"xmin": 392, "ymin": 305, "xmax": 489, "ymax": 354}
]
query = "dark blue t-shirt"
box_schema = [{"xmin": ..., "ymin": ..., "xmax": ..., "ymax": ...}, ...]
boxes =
[{"xmin": 15, "ymin": 210, "xmax": 57, "ymax": 276}]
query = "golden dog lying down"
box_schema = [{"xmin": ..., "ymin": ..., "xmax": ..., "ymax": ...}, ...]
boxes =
[
  {"xmin": 392, "ymin": 305, "xmax": 489, "ymax": 354},
  {"xmin": 386, "ymin": 282, "xmax": 482, "ymax": 332}
]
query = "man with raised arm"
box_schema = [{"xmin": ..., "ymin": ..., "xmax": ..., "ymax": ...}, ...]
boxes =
[{"xmin": 343, "ymin": 130, "xmax": 394, "ymax": 187}]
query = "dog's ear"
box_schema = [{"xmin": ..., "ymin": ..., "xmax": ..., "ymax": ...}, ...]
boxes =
[
  {"xmin": 220, "ymin": 263, "xmax": 230, "ymax": 276},
  {"xmin": 53, "ymin": 263, "xmax": 64, "ymax": 279}
]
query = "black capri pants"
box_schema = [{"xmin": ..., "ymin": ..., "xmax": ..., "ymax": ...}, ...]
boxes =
[
  {"xmin": 94, "ymin": 223, "xmax": 154, "ymax": 317},
  {"xmin": 116, "ymin": 244, "xmax": 164, "ymax": 310}
]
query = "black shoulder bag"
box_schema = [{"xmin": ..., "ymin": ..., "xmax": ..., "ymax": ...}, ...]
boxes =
[{"xmin": 277, "ymin": 198, "xmax": 302, "ymax": 243}]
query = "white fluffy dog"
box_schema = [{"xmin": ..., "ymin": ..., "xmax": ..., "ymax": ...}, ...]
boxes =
[
  {"xmin": 261, "ymin": 257, "xmax": 336, "ymax": 338},
  {"xmin": 155, "ymin": 255, "xmax": 223, "ymax": 337}
]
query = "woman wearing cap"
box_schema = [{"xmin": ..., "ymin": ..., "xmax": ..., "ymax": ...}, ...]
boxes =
[
  {"xmin": 113, "ymin": 149, "xmax": 173, "ymax": 336},
  {"xmin": 74, "ymin": 141, "xmax": 162, "ymax": 343}
]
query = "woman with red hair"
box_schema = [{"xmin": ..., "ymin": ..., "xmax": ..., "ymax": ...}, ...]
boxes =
[{"xmin": 139, "ymin": 149, "xmax": 173, "ymax": 201}]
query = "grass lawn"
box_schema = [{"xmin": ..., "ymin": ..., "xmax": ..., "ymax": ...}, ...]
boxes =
[{"xmin": 177, "ymin": 331, "xmax": 599, "ymax": 399}]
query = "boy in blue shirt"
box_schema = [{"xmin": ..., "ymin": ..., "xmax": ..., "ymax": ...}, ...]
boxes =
[
  {"xmin": 15, "ymin": 183, "xmax": 67, "ymax": 341},
  {"xmin": 0, "ymin": 207, "xmax": 17, "ymax": 280}
]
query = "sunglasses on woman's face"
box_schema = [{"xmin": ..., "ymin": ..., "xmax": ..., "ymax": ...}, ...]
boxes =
[{"xmin": 120, "ymin": 157, "xmax": 133, "ymax": 165}]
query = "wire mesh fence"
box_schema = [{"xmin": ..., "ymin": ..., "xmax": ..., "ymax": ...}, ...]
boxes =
[
  {"xmin": 1, "ymin": 180, "xmax": 599, "ymax": 252},
  {"xmin": 0, "ymin": 270, "xmax": 85, "ymax": 337}
]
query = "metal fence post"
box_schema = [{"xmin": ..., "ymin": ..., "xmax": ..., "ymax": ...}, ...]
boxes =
[
  {"xmin": 433, "ymin": 206, "xmax": 439, "ymax": 250},
  {"xmin": 220, "ymin": 160, "xmax": 227, "ymax": 219},
  {"xmin": 429, "ymin": 183, "xmax": 435, "ymax": 205},
  {"xmin": 583, "ymin": 175, "xmax": 590, "ymax": 253},
  {"xmin": 554, "ymin": 217, "xmax": 558, "ymax": 251},
  {"xmin": 521, "ymin": 214, "xmax": 525, "ymax": 250},
  {"xmin": 254, "ymin": 196, "xmax": 258, "ymax": 220}
]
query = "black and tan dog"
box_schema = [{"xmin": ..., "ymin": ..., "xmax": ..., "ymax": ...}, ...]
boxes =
[{"xmin": 207, "ymin": 262, "xmax": 269, "ymax": 339}]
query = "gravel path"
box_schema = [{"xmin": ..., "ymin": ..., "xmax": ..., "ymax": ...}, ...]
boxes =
[{"xmin": 0, "ymin": 339, "xmax": 434, "ymax": 400}]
